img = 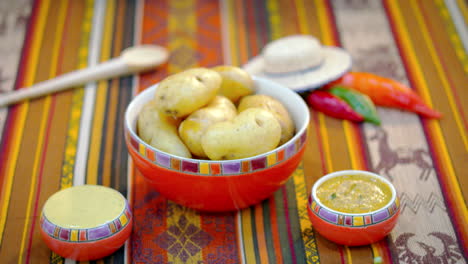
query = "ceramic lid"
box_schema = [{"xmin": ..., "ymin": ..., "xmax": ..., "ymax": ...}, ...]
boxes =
[{"xmin": 42, "ymin": 185, "xmax": 127, "ymax": 229}]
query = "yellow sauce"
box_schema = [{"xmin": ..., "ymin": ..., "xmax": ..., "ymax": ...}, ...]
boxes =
[
  {"xmin": 316, "ymin": 174, "xmax": 392, "ymax": 214},
  {"xmin": 43, "ymin": 185, "xmax": 126, "ymax": 229}
]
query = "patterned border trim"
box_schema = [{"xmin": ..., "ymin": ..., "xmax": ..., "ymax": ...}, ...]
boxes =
[
  {"xmin": 40, "ymin": 203, "xmax": 132, "ymax": 243},
  {"xmin": 125, "ymin": 127, "xmax": 308, "ymax": 175},
  {"xmin": 308, "ymin": 196, "xmax": 399, "ymax": 227}
]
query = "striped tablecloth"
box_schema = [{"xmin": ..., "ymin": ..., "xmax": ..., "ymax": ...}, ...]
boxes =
[{"xmin": 0, "ymin": 0, "xmax": 467, "ymax": 263}]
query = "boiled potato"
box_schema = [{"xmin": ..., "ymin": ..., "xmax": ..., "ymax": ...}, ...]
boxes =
[
  {"xmin": 179, "ymin": 96, "xmax": 237, "ymax": 158},
  {"xmin": 238, "ymin": 94, "xmax": 295, "ymax": 145},
  {"xmin": 137, "ymin": 101, "xmax": 192, "ymax": 158},
  {"xmin": 212, "ymin": 65, "xmax": 255, "ymax": 103},
  {"xmin": 201, "ymin": 108, "xmax": 281, "ymax": 160},
  {"xmin": 154, "ymin": 68, "xmax": 222, "ymax": 117}
]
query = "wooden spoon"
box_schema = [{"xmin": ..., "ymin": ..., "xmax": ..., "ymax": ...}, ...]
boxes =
[{"xmin": 0, "ymin": 45, "xmax": 169, "ymax": 108}]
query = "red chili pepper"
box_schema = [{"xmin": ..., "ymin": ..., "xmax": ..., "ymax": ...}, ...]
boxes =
[
  {"xmin": 326, "ymin": 72, "xmax": 442, "ymax": 119},
  {"xmin": 307, "ymin": 90, "xmax": 364, "ymax": 122}
]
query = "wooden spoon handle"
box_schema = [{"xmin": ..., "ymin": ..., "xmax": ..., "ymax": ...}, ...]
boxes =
[
  {"xmin": 0, "ymin": 45, "xmax": 168, "ymax": 108},
  {"xmin": 0, "ymin": 59, "xmax": 128, "ymax": 108}
]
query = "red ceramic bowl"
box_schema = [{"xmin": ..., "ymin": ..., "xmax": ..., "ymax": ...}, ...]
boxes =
[
  {"xmin": 125, "ymin": 77, "xmax": 309, "ymax": 211},
  {"xmin": 40, "ymin": 185, "xmax": 132, "ymax": 261},
  {"xmin": 308, "ymin": 170, "xmax": 400, "ymax": 246}
]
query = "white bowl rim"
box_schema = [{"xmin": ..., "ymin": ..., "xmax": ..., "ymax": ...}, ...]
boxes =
[
  {"xmin": 310, "ymin": 170, "xmax": 397, "ymax": 216},
  {"xmin": 124, "ymin": 76, "xmax": 310, "ymax": 164}
]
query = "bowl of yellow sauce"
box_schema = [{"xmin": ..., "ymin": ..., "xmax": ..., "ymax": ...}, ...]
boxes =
[{"xmin": 308, "ymin": 170, "xmax": 400, "ymax": 246}]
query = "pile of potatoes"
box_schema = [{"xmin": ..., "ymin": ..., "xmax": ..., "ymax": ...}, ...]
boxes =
[{"xmin": 137, "ymin": 66, "xmax": 295, "ymax": 160}]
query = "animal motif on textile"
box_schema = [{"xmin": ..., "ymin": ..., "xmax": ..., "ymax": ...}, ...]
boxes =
[
  {"xmin": 394, "ymin": 232, "xmax": 463, "ymax": 263},
  {"xmin": 370, "ymin": 128, "xmax": 433, "ymax": 181}
]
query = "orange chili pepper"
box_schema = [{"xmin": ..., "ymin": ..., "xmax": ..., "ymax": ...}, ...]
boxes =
[{"xmin": 326, "ymin": 72, "xmax": 442, "ymax": 119}]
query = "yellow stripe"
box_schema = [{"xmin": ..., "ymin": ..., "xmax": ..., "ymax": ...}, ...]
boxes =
[
  {"xmin": 86, "ymin": 0, "xmax": 115, "ymax": 184},
  {"xmin": 315, "ymin": 0, "xmax": 334, "ymax": 45},
  {"xmin": 435, "ymin": 0, "xmax": 468, "ymax": 73},
  {"xmin": 18, "ymin": 2, "xmax": 68, "ymax": 262},
  {"xmin": 293, "ymin": 164, "xmax": 320, "ymax": 263},
  {"xmin": 266, "ymin": 0, "xmax": 282, "ymax": 40},
  {"xmin": 0, "ymin": 0, "xmax": 50, "ymax": 246},
  {"xmin": 343, "ymin": 122, "xmax": 361, "ymax": 169},
  {"xmin": 60, "ymin": 0, "xmax": 94, "ymax": 190},
  {"xmin": 241, "ymin": 209, "xmax": 257, "ymax": 263},
  {"xmin": 227, "ymin": 0, "xmax": 239, "ymax": 66},
  {"xmin": 344, "ymin": 246, "xmax": 353, "ymax": 264},
  {"xmin": 370, "ymin": 243, "xmax": 380, "ymax": 260},
  {"xmin": 389, "ymin": 0, "xmax": 468, "ymax": 224},
  {"xmin": 318, "ymin": 114, "xmax": 333, "ymax": 172},
  {"xmin": 294, "ymin": 0, "xmax": 309, "ymax": 34},
  {"xmin": 411, "ymin": 0, "xmax": 468, "ymax": 151},
  {"xmin": 456, "ymin": 0, "xmax": 468, "ymax": 24}
]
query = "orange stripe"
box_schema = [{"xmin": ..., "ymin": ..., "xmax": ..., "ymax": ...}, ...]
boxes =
[
  {"xmin": 235, "ymin": 0, "xmax": 248, "ymax": 64},
  {"xmin": 254, "ymin": 203, "xmax": 269, "ymax": 263},
  {"xmin": 411, "ymin": 0, "xmax": 468, "ymax": 150},
  {"xmin": 268, "ymin": 197, "xmax": 283, "ymax": 263}
]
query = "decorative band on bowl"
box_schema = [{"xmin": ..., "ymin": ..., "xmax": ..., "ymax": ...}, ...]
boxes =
[
  {"xmin": 308, "ymin": 196, "xmax": 399, "ymax": 227},
  {"xmin": 40, "ymin": 203, "xmax": 132, "ymax": 243},
  {"xmin": 125, "ymin": 127, "xmax": 308, "ymax": 175}
]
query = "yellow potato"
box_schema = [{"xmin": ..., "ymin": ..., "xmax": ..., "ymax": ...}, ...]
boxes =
[
  {"xmin": 179, "ymin": 96, "xmax": 237, "ymax": 158},
  {"xmin": 238, "ymin": 94, "xmax": 295, "ymax": 145},
  {"xmin": 137, "ymin": 101, "xmax": 192, "ymax": 158},
  {"xmin": 201, "ymin": 108, "xmax": 281, "ymax": 160},
  {"xmin": 154, "ymin": 68, "xmax": 222, "ymax": 117},
  {"xmin": 212, "ymin": 65, "xmax": 255, "ymax": 103}
]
